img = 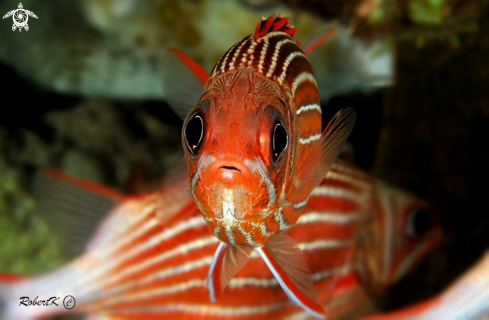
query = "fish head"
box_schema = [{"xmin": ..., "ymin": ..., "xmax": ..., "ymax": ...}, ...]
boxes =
[
  {"xmin": 182, "ymin": 68, "xmax": 294, "ymax": 246},
  {"xmin": 361, "ymin": 181, "xmax": 442, "ymax": 290},
  {"xmin": 179, "ymin": 15, "xmax": 350, "ymax": 249}
]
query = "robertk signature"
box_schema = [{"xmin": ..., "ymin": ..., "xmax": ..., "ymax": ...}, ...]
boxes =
[
  {"xmin": 19, "ymin": 296, "xmax": 59, "ymax": 307},
  {"xmin": 19, "ymin": 295, "xmax": 76, "ymax": 309}
]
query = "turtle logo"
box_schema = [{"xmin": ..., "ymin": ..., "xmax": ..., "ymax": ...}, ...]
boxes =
[{"xmin": 2, "ymin": 3, "xmax": 37, "ymax": 32}]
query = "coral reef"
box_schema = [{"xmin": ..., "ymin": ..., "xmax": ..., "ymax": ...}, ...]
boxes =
[
  {"xmin": 0, "ymin": 98, "xmax": 181, "ymax": 273},
  {"xmin": 0, "ymin": 0, "xmax": 393, "ymax": 101}
]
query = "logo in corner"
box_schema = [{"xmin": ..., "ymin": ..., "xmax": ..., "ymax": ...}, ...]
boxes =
[
  {"xmin": 2, "ymin": 3, "xmax": 38, "ymax": 32},
  {"xmin": 63, "ymin": 295, "xmax": 76, "ymax": 310}
]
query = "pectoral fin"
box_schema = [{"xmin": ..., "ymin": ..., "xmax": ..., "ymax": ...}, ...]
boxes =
[
  {"xmin": 256, "ymin": 234, "xmax": 325, "ymax": 319},
  {"xmin": 207, "ymin": 242, "xmax": 253, "ymax": 302},
  {"xmin": 290, "ymin": 108, "xmax": 356, "ymax": 206}
]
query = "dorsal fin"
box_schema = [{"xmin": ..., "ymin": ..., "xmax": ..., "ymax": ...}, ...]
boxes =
[
  {"xmin": 303, "ymin": 28, "xmax": 336, "ymax": 55},
  {"xmin": 253, "ymin": 13, "xmax": 296, "ymax": 40},
  {"xmin": 161, "ymin": 48, "xmax": 208, "ymax": 120},
  {"xmin": 168, "ymin": 48, "xmax": 208, "ymax": 86},
  {"xmin": 33, "ymin": 170, "xmax": 123, "ymax": 258}
]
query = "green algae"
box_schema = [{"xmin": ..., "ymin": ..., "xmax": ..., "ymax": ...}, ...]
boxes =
[{"xmin": 0, "ymin": 160, "xmax": 66, "ymax": 275}]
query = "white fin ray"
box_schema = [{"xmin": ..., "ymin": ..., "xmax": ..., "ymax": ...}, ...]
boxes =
[
  {"xmin": 207, "ymin": 242, "xmax": 253, "ymax": 302},
  {"xmin": 256, "ymin": 234, "xmax": 325, "ymax": 319}
]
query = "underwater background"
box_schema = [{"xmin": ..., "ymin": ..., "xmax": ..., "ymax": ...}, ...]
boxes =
[{"xmin": 0, "ymin": 0, "xmax": 488, "ymax": 317}]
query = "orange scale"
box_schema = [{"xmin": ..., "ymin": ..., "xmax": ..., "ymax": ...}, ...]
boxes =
[
  {"xmin": 112, "ymin": 216, "xmax": 156, "ymax": 254},
  {"xmin": 288, "ymin": 223, "xmax": 356, "ymax": 243},
  {"xmin": 111, "ymin": 287, "xmax": 209, "ymax": 308},
  {"xmin": 291, "ymin": 77, "xmax": 319, "ymax": 102},
  {"xmin": 305, "ymin": 196, "xmax": 359, "ymax": 212},
  {"xmin": 219, "ymin": 286, "xmax": 287, "ymax": 305},
  {"xmin": 228, "ymin": 226, "xmax": 250, "ymax": 245},
  {"xmin": 215, "ymin": 227, "xmax": 230, "ymax": 244},
  {"xmin": 295, "ymin": 111, "xmax": 322, "ymax": 134},
  {"xmin": 318, "ymin": 178, "xmax": 364, "ymax": 193},
  {"xmin": 111, "ymin": 228, "xmax": 167, "ymax": 259},
  {"xmin": 162, "ymin": 202, "xmax": 201, "ymax": 226},
  {"xmin": 110, "ymin": 236, "xmax": 213, "ymax": 282},
  {"xmin": 262, "ymin": 212, "xmax": 282, "ymax": 230},
  {"xmin": 304, "ymin": 248, "xmax": 354, "ymax": 273},
  {"xmin": 109, "ymin": 246, "xmax": 213, "ymax": 289}
]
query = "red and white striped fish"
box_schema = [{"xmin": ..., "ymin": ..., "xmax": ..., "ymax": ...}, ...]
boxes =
[
  {"xmin": 0, "ymin": 161, "xmax": 442, "ymax": 320},
  {"xmin": 176, "ymin": 14, "xmax": 356, "ymax": 318}
]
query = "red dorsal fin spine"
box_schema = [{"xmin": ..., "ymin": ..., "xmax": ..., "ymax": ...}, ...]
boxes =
[
  {"xmin": 168, "ymin": 48, "xmax": 209, "ymax": 86},
  {"xmin": 304, "ymin": 28, "xmax": 337, "ymax": 55},
  {"xmin": 39, "ymin": 169, "xmax": 123, "ymax": 199},
  {"xmin": 254, "ymin": 13, "xmax": 296, "ymax": 40}
]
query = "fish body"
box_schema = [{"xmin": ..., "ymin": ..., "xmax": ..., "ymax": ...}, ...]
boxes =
[
  {"xmin": 179, "ymin": 14, "xmax": 356, "ymax": 317},
  {"xmin": 0, "ymin": 161, "xmax": 441, "ymax": 319}
]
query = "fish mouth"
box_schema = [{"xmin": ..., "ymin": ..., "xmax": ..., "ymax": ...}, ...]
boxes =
[
  {"xmin": 205, "ymin": 160, "xmax": 252, "ymax": 186},
  {"xmin": 215, "ymin": 161, "xmax": 248, "ymax": 174},
  {"xmin": 219, "ymin": 165, "xmax": 242, "ymax": 172}
]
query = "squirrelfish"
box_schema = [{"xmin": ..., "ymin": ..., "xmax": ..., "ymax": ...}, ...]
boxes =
[
  {"xmin": 0, "ymin": 160, "xmax": 441, "ymax": 319},
  {"xmin": 177, "ymin": 14, "xmax": 356, "ymax": 318}
]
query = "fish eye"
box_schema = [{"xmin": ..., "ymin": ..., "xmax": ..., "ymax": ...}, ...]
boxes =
[
  {"xmin": 406, "ymin": 208, "xmax": 431, "ymax": 238},
  {"xmin": 184, "ymin": 113, "xmax": 205, "ymax": 155},
  {"xmin": 272, "ymin": 122, "xmax": 288, "ymax": 162}
]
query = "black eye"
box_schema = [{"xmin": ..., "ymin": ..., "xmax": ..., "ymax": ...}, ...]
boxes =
[
  {"xmin": 272, "ymin": 122, "xmax": 288, "ymax": 161},
  {"xmin": 407, "ymin": 208, "xmax": 431, "ymax": 238},
  {"xmin": 184, "ymin": 113, "xmax": 204, "ymax": 155}
]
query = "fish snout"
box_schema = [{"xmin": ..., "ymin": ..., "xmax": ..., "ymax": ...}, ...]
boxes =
[{"xmin": 206, "ymin": 160, "xmax": 254, "ymax": 187}]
